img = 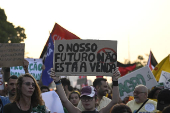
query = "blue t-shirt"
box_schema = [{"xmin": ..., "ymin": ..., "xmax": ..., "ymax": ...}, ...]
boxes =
[
  {"xmin": 0, "ymin": 96, "xmax": 10, "ymax": 106},
  {"xmin": 0, "ymin": 96, "xmax": 10, "ymax": 113}
]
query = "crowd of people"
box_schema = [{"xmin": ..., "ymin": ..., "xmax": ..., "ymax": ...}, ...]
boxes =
[{"xmin": 0, "ymin": 59, "xmax": 170, "ymax": 113}]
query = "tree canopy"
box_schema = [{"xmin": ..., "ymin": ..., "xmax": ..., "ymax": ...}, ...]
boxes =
[{"xmin": 0, "ymin": 7, "xmax": 26, "ymax": 43}]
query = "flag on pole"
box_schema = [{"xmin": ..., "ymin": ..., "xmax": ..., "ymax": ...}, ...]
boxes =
[
  {"xmin": 40, "ymin": 23, "xmax": 80, "ymax": 59},
  {"xmin": 95, "ymin": 61, "xmax": 136, "ymax": 78},
  {"xmin": 152, "ymin": 54, "xmax": 170, "ymax": 81},
  {"xmin": 117, "ymin": 61, "xmax": 136, "ymax": 76},
  {"xmin": 42, "ymin": 35, "xmax": 54, "ymax": 86},
  {"xmin": 147, "ymin": 51, "xmax": 158, "ymax": 71},
  {"xmin": 41, "ymin": 23, "xmax": 80, "ymax": 86}
]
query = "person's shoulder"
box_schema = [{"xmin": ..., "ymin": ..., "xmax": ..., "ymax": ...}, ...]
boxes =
[
  {"xmin": 4, "ymin": 102, "xmax": 15, "ymax": 107},
  {"xmin": 0, "ymin": 96, "xmax": 9, "ymax": 101},
  {"xmin": 0, "ymin": 96, "xmax": 7, "ymax": 99},
  {"xmin": 148, "ymin": 99, "xmax": 157, "ymax": 104},
  {"xmin": 3, "ymin": 103, "xmax": 13, "ymax": 113},
  {"xmin": 126, "ymin": 99, "xmax": 134, "ymax": 105},
  {"xmin": 102, "ymin": 96, "xmax": 111, "ymax": 101}
]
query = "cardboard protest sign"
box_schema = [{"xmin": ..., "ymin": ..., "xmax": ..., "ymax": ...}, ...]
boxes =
[
  {"xmin": 10, "ymin": 58, "xmax": 43, "ymax": 80},
  {"xmin": 0, "ymin": 43, "xmax": 25, "ymax": 67},
  {"xmin": 77, "ymin": 78, "xmax": 87, "ymax": 85},
  {"xmin": 118, "ymin": 66, "xmax": 158, "ymax": 100},
  {"xmin": 54, "ymin": 39, "xmax": 117, "ymax": 76},
  {"xmin": 159, "ymin": 71, "xmax": 170, "ymax": 89}
]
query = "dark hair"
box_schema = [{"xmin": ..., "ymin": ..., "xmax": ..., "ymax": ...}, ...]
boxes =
[
  {"xmin": 7, "ymin": 75, "xmax": 18, "ymax": 83},
  {"xmin": 163, "ymin": 105, "xmax": 170, "ymax": 113},
  {"xmin": 148, "ymin": 87, "xmax": 161, "ymax": 99},
  {"xmin": 61, "ymin": 78, "xmax": 73, "ymax": 91},
  {"xmin": 157, "ymin": 89, "xmax": 170, "ymax": 102},
  {"xmin": 13, "ymin": 73, "xmax": 44, "ymax": 107},
  {"xmin": 157, "ymin": 89, "xmax": 170, "ymax": 111},
  {"xmin": 93, "ymin": 78, "xmax": 107, "ymax": 88},
  {"xmin": 69, "ymin": 90, "xmax": 80, "ymax": 100},
  {"xmin": 40, "ymin": 85, "xmax": 50, "ymax": 92},
  {"xmin": 110, "ymin": 103, "xmax": 132, "ymax": 113}
]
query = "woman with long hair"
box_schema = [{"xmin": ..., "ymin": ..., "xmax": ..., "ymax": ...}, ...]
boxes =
[{"xmin": 3, "ymin": 73, "xmax": 45, "ymax": 113}]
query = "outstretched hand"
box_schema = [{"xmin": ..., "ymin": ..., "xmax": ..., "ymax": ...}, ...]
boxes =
[
  {"xmin": 112, "ymin": 67, "xmax": 121, "ymax": 81},
  {"xmin": 50, "ymin": 68, "xmax": 60, "ymax": 82}
]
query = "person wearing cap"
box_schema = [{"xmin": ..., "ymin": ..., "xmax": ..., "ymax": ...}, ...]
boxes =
[
  {"xmin": 50, "ymin": 67, "xmax": 120, "ymax": 113},
  {"xmin": 157, "ymin": 89, "xmax": 170, "ymax": 112},
  {"xmin": 126, "ymin": 84, "xmax": 158, "ymax": 113},
  {"xmin": 77, "ymin": 77, "xmax": 112, "ymax": 111}
]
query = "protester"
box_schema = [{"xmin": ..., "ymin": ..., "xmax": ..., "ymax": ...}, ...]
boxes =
[
  {"xmin": 148, "ymin": 87, "xmax": 162, "ymax": 100},
  {"xmin": 157, "ymin": 89, "xmax": 170, "ymax": 112},
  {"xmin": 0, "ymin": 59, "xmax": 29, "ymax": 113},
  {"xmin": 50, "ymin": 67, "xmax": 120, "ymax": 113},
  {"xmin": 77, "ymin": 77, "xmax": 111, "ymax": 111},
  {"xmin": 40, "ymin": 85, "xmax": 50, "ymax": 93},
  {"xmin": 3, "ymin": 73, "xmax": 46, "ymax": 113},
  {"xmin": 126, "ymin": 84, "xmax": 158, "ymax": 113},
  {"xmin": 69, "ymin": 90, "xmax": 80, "ymax": 107},
  {"xmin": 61, "ymin": 78, "xmax": 73, "ymax": 98},
  {"xmin": 110, "ymin": 103, "xmax": 132, "ymax": 113}
]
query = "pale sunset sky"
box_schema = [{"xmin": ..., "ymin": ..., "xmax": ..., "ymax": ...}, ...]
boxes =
[{"xmin": 1, "ymin": 0, "xmax": 170, "ymax": 83}]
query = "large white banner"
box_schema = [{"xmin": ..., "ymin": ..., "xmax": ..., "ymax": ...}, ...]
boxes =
[
  {"xmin": 42, "ymin": 91, "xmax": 64, "ymax": 113},
  {"xmin": 159, "ymin": 71, "xmax": 170, "ymax": 89},
  {"xmin": 54, "ymin": 39, "xmax": 117, "ymax": 76},
  {"xmin": 10, "ymin": 58, "xmax": 43, "ymax": 80},
  {"xmin": 118, "ymin": 66, "xmax": 158, "ymax": 100}
]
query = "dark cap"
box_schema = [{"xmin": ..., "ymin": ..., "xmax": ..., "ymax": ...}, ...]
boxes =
[
  {"xmin": 80, "ymin": 86, "xmax": 97, "ymax": 97},
  {"xmin": 157, "ymin": 89, "xmax": 170, "ymax": 111}
]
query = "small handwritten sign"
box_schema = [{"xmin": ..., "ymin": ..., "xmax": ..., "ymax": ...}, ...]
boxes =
[
  {"xmin": 159, "ymin": 71, "xmax": 170, "ymax": 89},
  {"xmin": 0, "ymin": 43, "xmax": 25, "ymax": 67},
  {"xmin": 10, "ymin": 58, "xmax": 43, "ymax": 80}
]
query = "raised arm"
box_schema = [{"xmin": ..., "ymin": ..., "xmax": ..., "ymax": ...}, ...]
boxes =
[
  {"xmin": 99, "ymin": 67, "xmax": 120, "ymax": 113},
  {"xmin": 50, "ymin": 68, "xmax": 81, "ymax": 113},
  {"xmin": 23, "ymin": 59, "xmax": 29, "ymax": 73}
]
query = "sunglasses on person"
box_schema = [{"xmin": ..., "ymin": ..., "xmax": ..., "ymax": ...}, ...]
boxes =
[{"xmin": 23, "ymin": 82, "xmax": 36, "ymax": 88}]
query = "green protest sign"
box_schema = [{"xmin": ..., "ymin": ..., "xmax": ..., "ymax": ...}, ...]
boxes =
[
  {"xmin": 10, "ymin": 58, "xmax": 43, "ymax": 80},
  {"xmin": 118, "ymin": 66, "xmax": 158, "ymax": 100}
]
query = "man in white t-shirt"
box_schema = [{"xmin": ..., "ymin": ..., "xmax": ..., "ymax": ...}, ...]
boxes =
[{"xmin": 126, "ymin": 84, "xmax": 158, "ymax": 113}]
